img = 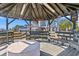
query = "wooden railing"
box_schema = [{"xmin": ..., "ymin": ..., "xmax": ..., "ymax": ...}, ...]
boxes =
[
  {"xmin": 26, "ymin": 31, "xmax": 49, "ymax": 39},
  {"xmin": 56, "ymin": 31, "xmax": 74, "ymax": 40},
  {"xmin": 13, "ymin": 32, "xmax": 26, "ymax": 39},
  {"xmin": 0, "ymin": 32, "xmax": 14, "ymax": 44}
]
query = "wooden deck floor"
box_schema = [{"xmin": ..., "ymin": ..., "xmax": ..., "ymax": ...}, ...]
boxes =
[
  {"xmin": 0, "ymin": 38, "xmax": 79, "ymax": 56},
  {"xmin": 12, "ymin": 38, "xmax": 79, "ymax": 56},
  {"xmin": 40, "ymin": 42, "xmax": 79, "ymax": 56}
]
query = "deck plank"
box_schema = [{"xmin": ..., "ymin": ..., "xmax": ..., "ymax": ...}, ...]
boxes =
[
  {"xmin": 57, "ymin": 47, "xmax": 73, "ymax": 56},
  {"xmin": 67, "ymin": 48, "xmax": 76, "ymax": 56},
  {"xmin": 76, "ymin": 51, "xmax": 79, "ymax": 56}
]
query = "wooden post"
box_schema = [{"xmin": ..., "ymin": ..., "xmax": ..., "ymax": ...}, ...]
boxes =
[
  {"xmin": 71, "ymin": 11, "xmax": 78, "ymax": 32},
  {"xmin": 48, "ymin": 20, "xmax": 50, "ymax": 31},
  {"xmin": 6, "ymin": 17, "xmax": 9, "ymax": 44},
  {"xmin": 29, "ymin": 20, "xmax": 31, "ymax": 40},
  {"xmin": 71, "ymin": 11, "xmax": 78, "ymax": 42},
  {"xmin": 48, "ymin": 20, "xmax": 51, "ymax": 42}
]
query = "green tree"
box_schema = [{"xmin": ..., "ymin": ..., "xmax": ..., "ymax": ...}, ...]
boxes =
[
  {"xmin": 14, "ymin": 25, "xmax": 24, "ymax": 30},
  {"xmin": 59, "ymin": 20, "xmax": 73, "ymax": 31},
  {"xmin": 76, "ymin": 22, "xmax": 79, "ymax": 31}
]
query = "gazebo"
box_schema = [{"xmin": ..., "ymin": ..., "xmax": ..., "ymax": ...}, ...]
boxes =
[{"xmin": 0, "ymin": 3, "xmax": 79, "ymax": 56}]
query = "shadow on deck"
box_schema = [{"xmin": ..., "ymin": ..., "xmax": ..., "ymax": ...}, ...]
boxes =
[
  {"xmin": 57, "ymin": 47, "xmax": 79, "ymax": 56},
  {"xmin": 40, "ymin": 51, "xmax": 52, "ymax": 56}
]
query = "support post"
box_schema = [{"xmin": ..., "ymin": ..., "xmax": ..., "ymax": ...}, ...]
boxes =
[
  {"xmin": 38, "ymin": 21, "xmax": 40, "ymax": 27},
  {"xmin": 71, "ymin": 11, "xmax": 78, "ymax": 32},
  {"xmin": 71, "ymin": 11, "xmax": 78, "ymax": 42},
  {"xmin": 50, "ymin": 20, "xmax": 53, "ymax": 25},
  {"xmin": 29, "ymin": 20, "xmax": 31, "ymax": 40},
  {"xmin": 48, "ymin": 19, "xmax": 51, "ymax": 42},
  {"xmin": 6, "ymin": 17, "xmax": 9, "ymax": 44},
  {"xmin": 48, "ymin": 20, "xmax": 50, "ymax": 31},
  {"xmin": 25, "ymin": 20, "xmax": 29, "ymax": 40}
]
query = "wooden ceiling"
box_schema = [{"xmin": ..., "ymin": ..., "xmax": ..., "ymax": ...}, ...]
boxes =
[{"xmin": 0, "ymin": 3, "xmax": 79, "ymax": 21}]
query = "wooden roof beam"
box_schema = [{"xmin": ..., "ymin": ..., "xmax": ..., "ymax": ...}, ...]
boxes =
[
  {"xmin": 57, "ymin": 3, "xmax": 69, "ymax": 15},
  {"xmin": 21, "ymin": 4, "xmax": 30, "ymax": 18},
  {"xmin": 67, "ymin": 7, "xmax": 75, "ymax": 12},
  {"xmin": 42, "ymin": 6, "xmax": 55, "ymax": 19},
  {"xmin": 36, "ymin": 4, "xmax": 42, "ymax": 19},
  {"xmin": 41, "ymin": 5, "xmax": 55, "ymax": 20},
  {"xmin": 0, "ymin": 4, "xmax": 15, "ymax": 16},
  {"xmin": 12, "ymin": 4, "xmax": 24, "ymax": 18},
  {"xmin": 37, "ymin": 4, "xmax": 43, "ymax": 19},
  {"xmin": 43, "ymin": 3, "xmax": 58, "ymax": 16},
  {"xmin": 48, "ymin": 3, "xmax": 60, "ymax": 16},
  {"xmin": 24, "ymin": 5, "xmax": 30, "ymax": 19},
  {"xmin": 50, "ymin": 3, "xmax": 63, "ymax": 16},
  {"xmin": 20, "ymin": 4, "xmax": 28, "ymax": 16},
  {"xmin": 27, "ymin": 4, "xmax": 33, "ymax": 20},
  {"xmin": 65, "ymin": 4, "xmax": 79, "ymax": 10},
  {"xmin": 42, "ymin": 5, "xmax": 56, "ymax": 18},
  {"xmin": 40, "ymin": 4, "xmax": 45, "ymax": 20},
  {"xmin": 0, "ymin": 4, "xmax": 13, "ymax": 10},
  {"xmin": 32, "ymin": 3, "xmax": 39, "ymax": 19},
  {"xmin": 18, "ymin": 4, "xmax": 25, "ymax": 18},
  {"xmin": 31, "ymin": 4, "xmax": 38, "ymax": 20},
  {"xmin": 31, "ymin": 3, "xmax": 38, "ymax": 20}
]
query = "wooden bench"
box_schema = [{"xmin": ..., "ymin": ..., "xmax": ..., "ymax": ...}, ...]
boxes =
[
  {"xmin": 49, "ymin": 32, "xmax": 62, "ymax": 40},
  {"xmin": 49, "ymin": 31, "xmax": 63, "ymax": 44}
]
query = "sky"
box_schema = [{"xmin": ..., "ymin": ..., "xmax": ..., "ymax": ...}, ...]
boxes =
[
  {"xmin": 0, "ymin": 15, "xmax": 73, "ymax": 30},
  {"xmin": 0, "ymin": 16, "xmax": 29, "ymax": 29},
  {"xmin": 0, "ymin": 16, "xmax": 49, "ymax": 30}
]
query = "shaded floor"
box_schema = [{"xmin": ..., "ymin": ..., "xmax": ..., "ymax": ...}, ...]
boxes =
[{"xmin": 40, "ymin": 51, "xmax": 52, "ymax": 56}]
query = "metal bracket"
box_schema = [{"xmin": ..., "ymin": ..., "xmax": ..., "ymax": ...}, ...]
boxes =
[
  {"xmin": 24, "ymin": 20, "xmax": 29, "ymax": 25},
  {"xmin": 8, "ymin": 18, "xmax": 16, "ymax": 25},
  {"xmin": 64, "ymin": 16, "xmax": 71, "ymax": 21}
]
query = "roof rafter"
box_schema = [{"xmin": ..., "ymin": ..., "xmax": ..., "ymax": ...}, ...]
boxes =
[
  {"xmin": 57, "ymin": 3, "xmax": 70, "ymax": 15},
  {"xmin": 49, "ymin": 3, "xmax": 63, "ymax": 16},
  {"xmin": 43, "ymin": 3, "xmax": 58, "ymax": 16},
  {"xmin": 42, "ymin": 4, "xmax": 56, "ymax": 18}
]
